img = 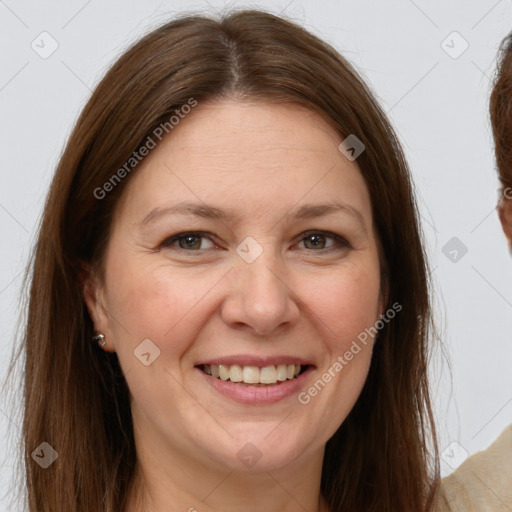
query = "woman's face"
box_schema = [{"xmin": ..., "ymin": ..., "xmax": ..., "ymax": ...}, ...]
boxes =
[{"xmin": 86, "ymin": 100, "xmax": 385, "ymax": 472}]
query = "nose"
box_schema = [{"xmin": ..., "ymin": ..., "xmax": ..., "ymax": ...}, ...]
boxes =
[{"xmin": 220, "ymin": 252, "xmax": 300, "ymax": 336}]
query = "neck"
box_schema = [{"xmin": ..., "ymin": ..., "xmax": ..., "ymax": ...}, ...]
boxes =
[{"xmin": 124, "ymin": 432, "xmax": 329, "ymax": 512}]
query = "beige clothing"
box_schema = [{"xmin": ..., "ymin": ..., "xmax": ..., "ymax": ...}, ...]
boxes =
[{"xmin": 435, "ymin": 425, "xmax": 512, "ymax": 511}]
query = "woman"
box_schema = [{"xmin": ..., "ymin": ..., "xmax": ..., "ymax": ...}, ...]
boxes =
[
  {"xmin": 14, "ymin": 10, "xmax": 439, "ymax": 512},
  {"xmin": 434, "ymin": 32, "xmax": 512, "ymax": 511}
]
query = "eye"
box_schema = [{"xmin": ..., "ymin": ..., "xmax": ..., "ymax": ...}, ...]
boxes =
[
  {"xmin": 159, "ymin": 230, "xmax": 350, "ymax": 253},
  {"xmin": 160, "ymin": 232, "xmax": 216, "ymax": 251},
  {"xmin": 295, "ymin": 231, "xmax": 350, "ymax": 252}
]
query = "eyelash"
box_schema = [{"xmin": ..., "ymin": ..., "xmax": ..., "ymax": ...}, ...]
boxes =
[{"xmin": 159, "ymin": 230, "xmax": 351, "ymax": 253}]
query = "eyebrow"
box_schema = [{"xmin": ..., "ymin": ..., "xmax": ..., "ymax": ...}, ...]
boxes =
[{"xmin": 139, "ymin": 200, "xmax": 367, "ymax": 231}]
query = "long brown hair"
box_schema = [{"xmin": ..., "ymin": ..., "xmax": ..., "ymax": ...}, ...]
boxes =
[{"xmin": 8, "ymin": 9, "xmax": 439, "ymax": 511}]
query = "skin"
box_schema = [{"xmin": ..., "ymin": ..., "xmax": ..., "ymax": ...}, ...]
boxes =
[{"xmin": 84, "ymin": 100, "xmax": 386, "ymax": 512}]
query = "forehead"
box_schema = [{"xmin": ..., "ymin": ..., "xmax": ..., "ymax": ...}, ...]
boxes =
[
  {"xmin": 116, "ymin": 100, "xmax": 372, "ymax": 227},
  {"xmin": 163, "ymin": 100, "xmax": 342, "ymax": 162}
]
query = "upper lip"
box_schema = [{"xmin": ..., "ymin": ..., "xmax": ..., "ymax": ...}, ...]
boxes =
[{"xmin": 195, "ymin": 354, "xmax": 315, "ymax": 367}]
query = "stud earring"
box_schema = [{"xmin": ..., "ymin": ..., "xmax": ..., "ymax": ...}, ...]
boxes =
[{"xmin": 92, "ymin": 333, "xmax": 106, "ymax": 349}]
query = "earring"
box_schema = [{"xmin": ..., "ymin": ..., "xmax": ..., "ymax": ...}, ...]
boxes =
[{"xmin": 92, "ymin": 333, "xmax": 106, "ymax": 349}]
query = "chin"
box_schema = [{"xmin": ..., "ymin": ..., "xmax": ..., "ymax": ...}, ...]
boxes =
[{"xmin": 197, "ymin": 429, "xmax": 315, "ymax": 473}]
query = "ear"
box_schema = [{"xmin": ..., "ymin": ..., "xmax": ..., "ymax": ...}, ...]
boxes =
[
  {"xmin": 498, "ymin": 197, "xmax": 512, "ymax": 246},
  {"xmin": 80, "ymin": 263, "xmax": 115, "ymax": 352}
]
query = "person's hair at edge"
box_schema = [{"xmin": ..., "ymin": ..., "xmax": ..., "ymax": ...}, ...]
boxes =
[
  {"xmin": 5, "ymin": 8, "xmax": 440, "ymax": 512},
  {"xmin": 491, "ymin": 31, "xmax": 512, "ymax": 193},
  {"xmin": 490, "ymin": 31, "xmax": 512, "ymax": 254}
]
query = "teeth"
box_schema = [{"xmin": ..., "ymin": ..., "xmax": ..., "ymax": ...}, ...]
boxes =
[
  {"xmin": 260, "ymin": 365, "xmax": 277, "ymax": 384},
  {"xmin": 229, "ymin": 365, "xmax": 243, "ymax": 382},
  {"xmin": 276, "ymin": 364, "xmax": 288, "ymax": 381},
  {"xmin": 202, "ymin": 363, "xmax": 306, "ymax": 384},
  {"xmin": 219, "ymin": 364, "xmax": 230, "ymax": 381},
  {"xmin": 243, "ymin": 366, "xmax": 260, "ymax": 384}
]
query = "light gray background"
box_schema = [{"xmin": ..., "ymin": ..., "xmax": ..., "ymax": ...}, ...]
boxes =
[{"xmin": 1, "ymin": 0, "xmax": 512, "ymax": 507}]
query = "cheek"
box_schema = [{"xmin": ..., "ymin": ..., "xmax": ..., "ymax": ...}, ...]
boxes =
[
  {"xmin": 302, "ymin": 261, "xmax": 382, "ymax": 345},
  {"xmin": 104, "ymin": 254, "xmax": 225, "ymax": 356},
  {"xmin": 297, "ymin": 265, "xmax": 380, "ymax": 428}
]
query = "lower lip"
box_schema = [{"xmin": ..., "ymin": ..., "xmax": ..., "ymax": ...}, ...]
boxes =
[{"xmin": 197, "ymin": 366, "xmax": 315, "ymax": 405}]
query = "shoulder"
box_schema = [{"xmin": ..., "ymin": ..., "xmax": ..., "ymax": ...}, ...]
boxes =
[{"xmin": 434, "ymin": 425, "xmax": 512, "ymax": 511}]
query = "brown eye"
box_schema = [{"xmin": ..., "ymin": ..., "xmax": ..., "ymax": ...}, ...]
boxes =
[
  {"xmin": 161, "ymin": 232, "xmax": 215, "ymax": 251},
  {"xmin": 303, "ymin": 234, "xmax": 328, "ymax": 249},
  {"xmin": 178, "ymin": 235, "xmax": 202, "ymax": 250},
  {"xmin": 297, "ymin": 231, "xmax": 350, "ymax": 251}
]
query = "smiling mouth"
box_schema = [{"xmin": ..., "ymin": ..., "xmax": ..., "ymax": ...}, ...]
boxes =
[{"xmin": 197, "ymin": 364, "xmax": 310, "ymax": 386}]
